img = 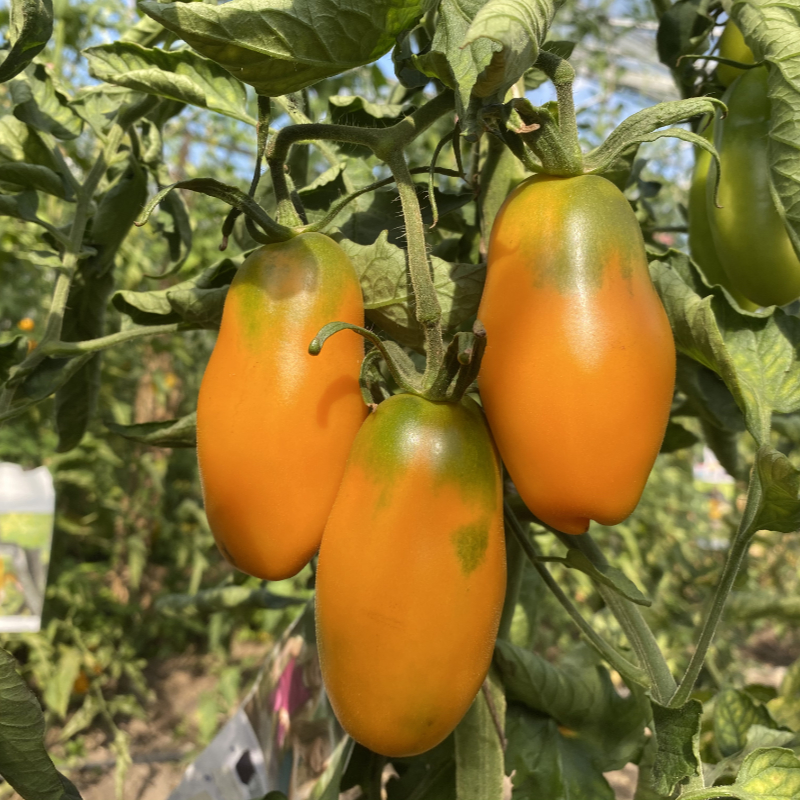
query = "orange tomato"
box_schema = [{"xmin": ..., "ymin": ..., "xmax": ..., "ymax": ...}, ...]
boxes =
[
  {"xmin": 478, "ymin": 174, "xmax": 675, "ymax": 534},
  {"xmin": 17, "ymin": 317, "xmax": 35, "ymax": 332},
  {"xmin": 197, "ymin": 233, "xmax": 366, "ymax": 580},
  {"xmin": 316, "ymin": 393, "xmax": 506, "ymax": 757}
]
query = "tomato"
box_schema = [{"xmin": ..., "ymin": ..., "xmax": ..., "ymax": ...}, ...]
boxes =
[
  {"xmin": 197, "ymin": 233, "xmax": 366, "ymax": 580},
  {"xmin": 316, "ymin": 393, "xmax": 506, "ymax": 757},
  {"xmin": 716, "ymin": 19, "xmax": 755, "ymax": 88},
  {"xmin": 708, "ymin": 67, "xmax": 800, "ymax": 308},
  {"xmin": 16, "ymin": 318, "xmax": 34, "ymax": 332},
  {"xmin": 478, "ymin": 174, "xmax": 675, "ymax": 535},
  {"xmin": 688, "ymin": 121, "xmax": 757, "ymax": 310}
]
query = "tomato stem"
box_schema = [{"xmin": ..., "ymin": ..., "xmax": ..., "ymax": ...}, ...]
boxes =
[
  {"xmin": 669, "ymin": 470, "xmax": 762, "ymax": 707},
  {"xmin": 536, "ymin": 52, "xmax": 583, "ymax": 172}
]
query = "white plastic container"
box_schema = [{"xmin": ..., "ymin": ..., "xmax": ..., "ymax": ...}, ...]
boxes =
[{"xmin": 0, "ymin": 463, "xmax": 55, "ymax": 632}]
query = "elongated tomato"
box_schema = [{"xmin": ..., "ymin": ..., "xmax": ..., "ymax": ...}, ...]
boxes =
[
  {"xmin": 197, "ymin": 233, "xmax": 366, "ymax": 580},
  {"xmin": 478, "ymin": 174, "xmax": 675, "ymax": 535},
  {"xmin": 316, "ymin": 393, "xmax": 506, "ymax": 757}
]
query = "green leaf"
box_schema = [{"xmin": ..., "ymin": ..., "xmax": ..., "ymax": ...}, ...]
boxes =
[
  {"xmin": 338, "ymin": 231, "xmax": 485, "ymax": 350},
  {"xmin": 70, "ymin": 84, "xmax": 146, "ymax": 139},
  {"xmin": 732, "ymin": 0, "xmax": 800, "ymax": 259},
  {"xmin": 0, "ymin": 188, "xmax": 39, "ymax": 221},
  {"xmin": 84, "ymin": 42, "xmax": 254, "ymax": 126},
  {"xmin": 715, "ymin": 688, "xmax": 778, "ymax": 758},
  {"xmin": 504, "ymin": 703, "xmax": 616, "ymax": 800},
  {"xmin": 649, "ymin": 249, "xmax": 800, "ymax": 445},
  {"xmin": 455, "ymin": 671, "xmax": 505, "ymax": 800},
  {"xmin": 105, "ymin": 413, "xmax": 197, "ymax": 448},
  {"xmin": 0, "ymin": 335, "xmax": 27, "ymax": 385},
  {"xmin": 0, "ymin": 646, "xmax": 84, "ymax": 799},
  {"xmin": 730, "ymin": 747, "xmax": 800, "ymax": 799},
  {"xmin": 748, "ymin": 446, "xmax": 800, "ymax": 534},
  {"xmin": 413, "ymin": 0, "xmax": 498, "ymax": 115},
  {"xmin": 309, "ymin": 736, "xmax": 353, "ymax": 800},
  {"xmin": 660, "ymin": 419, "xmax": 700, "ymax": 453},
  {"xmin": 0, "ymin": 114, "xmax": 63, "ymax": 175},
  {"xmin": 42, "ymin": 647, "xmax": 81, "ymax": 721},
  {"xmin": 655, "ymin": 0, "xmax": 714, "ymax": 70},
  {"xmin": 563, "ymin": 548, "xmax": 652, "ymax": 607},
  {"xmin": 650, "ymin": 699, "xmax": 702, "ymax": 796},
  {"xmin": 494, "ymin": 639, "xmax": 648, "ymax": 771},
  {"xmin": 0, "ymin": 0, "xmax": 53, "ymax": 83},
  {"xmin": 0, "ymin": 162, "xmax": 71, "ymax": 199},
  {"xmin": 53, "ymin": 269, "xmax": 114, "ymax": 453},
  {"xmin": 140, "ymin": 0, "xmax": 429, "ymax": 96},
  {"xmin": 386, "ymin": 738, "xmax": 456, "ymax": 799},
  {"xmin": 112, "ymin": 256, "xmax": 238, "ymax": 328},
  {"xmin": 767, "ymin": 659, "xmax": 800, "ymax": 733},
  {"xmin": 9, "ymin": 63, "xmax": 83, "ymax": 140},
  {"xmin": 463, "ymin": 0, "xmax": 560, "ymax": 97},
  {"xmin": 706, "ymin": 725, "xmax": 800, "ymax": 786}
]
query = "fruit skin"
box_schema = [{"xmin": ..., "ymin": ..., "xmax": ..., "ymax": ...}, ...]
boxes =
[
  {"xmin": 197, "ymin": 233, "xmax": 366, "ymax": 580},
  {"xmin": 478, "ymin": 174, "xmax": 676, "ymax": 535},
  {"xmin": 717, "ymin": 19, "xmax": 755, "ymax": 88},
  {"xmin": 708, "ymin": 67, "xmax": 800, "ymax": 307},
  {"xmin": 688, "ymin": 121, "xmax": 758, "ymax": 311},
  {"xmin": 316, "ymin": 393, "xmax": 506, "ymax": 757}
]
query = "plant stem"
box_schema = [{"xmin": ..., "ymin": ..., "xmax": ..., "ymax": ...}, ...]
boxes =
[
  {"xmin": 563, "ymin": 531, "xmax": 677, "ymax": 704},
  {"xmin": 386, "ymin": 149, "xmax": 445, "ymax": 384},
  {"xmin": 535, "ymin": 53, "xmax": 582, "ymax": 171},
  {"xmin": 497, "ymin": 522, "xmax": 524, "ymax": 641},
  {"xmin": 38, "ymin": 323, "xmax": 186, "ymax": 358},
  {"xmin": 504, "ymin": 504, "xmax": 649, "ymax": 688},
  {"xmin": 44, "ymin": 124, "xmax": 126, "ymax": 344},
  {"xmin": 669, "ymin": 473, "xmax": 762, "ymax": 707}
]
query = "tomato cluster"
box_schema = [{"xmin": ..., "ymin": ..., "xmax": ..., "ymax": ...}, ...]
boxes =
[{"xmin": 195, "ymin": 163, "xmax": 676, "ymax": 756}]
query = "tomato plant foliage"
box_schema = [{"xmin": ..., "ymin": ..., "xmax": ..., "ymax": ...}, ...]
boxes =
[{"xmin": 1, "ymin": 0, "xmax": 800, "ymax": 798}]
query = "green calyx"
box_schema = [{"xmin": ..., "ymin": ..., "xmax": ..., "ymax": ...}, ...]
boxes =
[
  {"xmin": 489, "ymin": 51, "xmax": 728, "ymax": 188},
  {"xmin": 309, "ymin": 320, "xmax": 487, "ymax": 405}
]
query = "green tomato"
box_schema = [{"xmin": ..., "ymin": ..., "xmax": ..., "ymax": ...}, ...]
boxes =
[
  {"xmin": 716, "ymin": 19, "xmax": 755, "ymax": 88},
  {"xmin": 707, "ymin": 67, "xmax": 800, "ymax": 308},
  {"xmin": 688, "ymin": 120, "xmax": 757, "ymax": 310}
]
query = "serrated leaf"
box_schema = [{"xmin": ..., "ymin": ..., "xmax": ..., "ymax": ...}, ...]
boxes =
[
  {"xmin": 84, "ymin": 42, "xmax": 254, "ymax": 126},
  {"xmin": 0, "ymin": 0, "xmax": 53, "ymax": 83},
  {"xmin": 464, "ymin": 0, "xmax": 559, "ymax": 98},
  {"xmin": 494, "ymin": 639, "xmax": 648, "ymax": 772},
  {"xmin": 649, "ymin": 249, "xmax": 800, "ymax": 445},
  {"xmin": 715, "ymin": 688, "xmax": 778, "ymax": 759},
  {"xmin": 746, "ymin": 446, "xmax": 800, "ymax": 534},
  {"xmin": 140, "ymin": 0, "xmax": 428, "ymax": 96},
  {"xmin": 455, "ymin": 671, "xmax": 505, "ymax": 800},
  {"xmin": 338, "ymin": 231, "xmax": 485, "ymax": 350},
  {"xmin": 706, "ymin": 725, "xmax": 799, "ymax": 786},
  {"xmin": 70, "ymin": 84, "xmax": 145, "ymax": 139},
  {"xmin": 650, "ymin": 699, "xmax": 702, "ymax": 796},
  {"xmin": 0, "ymin": 646, "xmax": 84, "ymax": 799},
  {"xmin": 563, "ymin": 548, "xmax": 652, "ymax": 607},
  {"xmin": 732, "ymin": 0, "xmax": 800, "ymax": 260},
  {"xmin": 10, "ymin": 63, "xmax": 83, "ymax": 140},
  {"xmin": 731, "ymin": 747, "xmax": 800, "ymax": 799},
  {"xmin": 112, "ymin": 256, "xmax": 238, "ymax": 328},
  {"xmin": 504, "ymin": 703, "xmax": 616, "ymax": 800},
  {"xmin": 413, "ymin": 0, "xmax": 499, "ymax": 115},
  {"xmin": 767, "ymin": 659, "xmax": 800, "ymax": 733},
  {"xmin": 105, "ymin": 413, "xmax": 197, "ymax": 448}
]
